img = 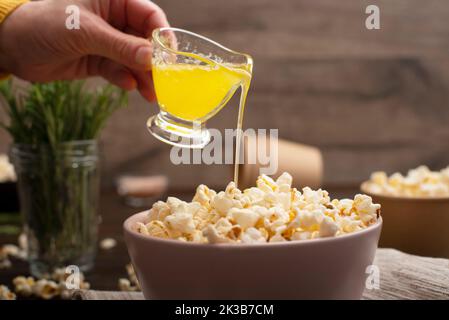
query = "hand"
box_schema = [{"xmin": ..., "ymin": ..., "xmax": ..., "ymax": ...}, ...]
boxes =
[{"xmin": 0, "ymin": 0, "xmax": 170, "ymax": 101}]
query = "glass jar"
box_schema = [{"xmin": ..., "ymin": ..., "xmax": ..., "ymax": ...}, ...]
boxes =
[{"xmin": 11, "ymin": 141, "xmax": 100, "ymax": 277}]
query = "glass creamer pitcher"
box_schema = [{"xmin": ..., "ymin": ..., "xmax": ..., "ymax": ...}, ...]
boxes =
[{"xmin": 148, "ymin": 27, "xmax": 253, "ymax": 148}]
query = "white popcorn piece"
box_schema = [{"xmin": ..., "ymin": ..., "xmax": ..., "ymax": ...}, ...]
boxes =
[
  {"xmin": 225, "ymin": 181, "xmax": 242, "ymax": 198},
  {"xmin": 301, "ymin": 187, "xmax": 330, "ymax": 206},
  {"xmin": 0, "ymin": 155, "xmax": 16, "ymax": 183},
  {"xmin": 289, "ymin": 209, "xmax": 324, "ymax": 230},
  {"xmin": 263, "ymin": 207, "xmax": 290, "ymax": 232},
  {"xmin": 211, "ymin": 192, "xmax": 236, "ymax": 215},
  {"xmin": 135, "ymin": 222, "xmax": 149, "ymax": 236},
  {"xmin": 33, "ymin": 279, "xmax": 60, "ymax": 300},
  {"xmin": 370, "ymin": 171, "xmax": 388, "ymax": 186},
  {"xmin": 276, "ymin": 172, "xmax": 293, "ymax": 187},
  {"xmin": 13, "ymin": 276, "xmax": 35, "ymax": 297},
  {"xmin": 148, "ymin": 201, "xmax": 171, "ymax": 221},
  {"xmin": 228, "ymin": 208, "xmax": 260, "ymax": 229},
  {"xmin": 202, "ymin": 225, "xmax": 234, "ymax": 244},
  {"xmin": 118, "ymin": 278, "xmax": 139, "ymax": 292},
  {"xmin": 276, "ymin": 172, "xmax": 293, "ymax": 193},
  {"xmin": 241, "ymin": 228, "xmax": 267, "ymax": 244},
  {"xmin": 2, "ymin": 244, "xmax": 20, "ymax": 257},
  {"xmin": 291, "ymin": 230, "xmax": 313, "ymax": 241},
  {"xmin": 100, "ymin": 238, "xmax": 117, "ymax": 250},
  {"xmin": 269, "ymin": 233, "xmax": 287, "ymax": 242},
  {"xmin": 0, "ymin": 285, "xmax": 16, "ymax": 300},
  {"xmin": 353, "ymin": 194, "xmax": 380, "ymax": 225},
  {"xmin": 146, "ymin": 220, "xmax": 171, "ymax": 239},
  {"xmin": 256, "ymin": 174, "xmax": 278, "ymax": 193},
  {"xmin": 243, "ymin": 187, "xmax": 265, "ymax": 205},
  {"xmin": 340, "ymin": 217, "xmax": 363, "ymax": 233},
  {"xmin": 193, "ymin": 184, "xmax": 217, "ymax": 208},
  {"xmin": 319, "ymin": 216, "xmax": 339, "ymax": 237},
  {"xmin": 165, "ymin": 211, "xmax": 196, "ymax": 235}
]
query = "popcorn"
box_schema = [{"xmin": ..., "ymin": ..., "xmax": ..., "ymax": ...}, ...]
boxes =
[
  {"xmin": 118, "ymin": 278, "xmax": 139, "ymax": 292},
  {"xmin": 211, "ymin": 192, "xmax": 237, "ymax": 215},
  {"xmin": 118, "ymin": 263, "xmax": 140, "ymax": 292},
  {"xmin": 135, "ymin": 172, "xmax": 380, "ymax": 243},
  {"xmin": 0, "ymin": 241, "xmax": 27, "ymax": 270},
  {"xmin": 228, "ymin": 208, "xmax": 260, "ymax": 229},
  {"xmin": 319, "ymin": 217, "xmax": 339, "ymax": 237},
  {"xmin": 269, "ymin": 233, "xmax": 287, "ymax": 242},
  {"xmin": 148, "ymin": 201, "xmax": 171, "ymax": 221},
  {"xmin": 33, "ymin": 279, "xmax": 60, "ymax": 300},
  {"xmin": 145, "ymin": 221, "xmax": 170, "ymax": 238},
  {"xmin": 193, "ymin": 184, "xmax": 216, "ymax": 208},
  {"xmin": 0, "ymin": 285, "xmax": 16, "ymax": 300},
  {"xmin": 241, "ymin": 228, "xmax": 267, "ymax": 244},
  {"xmin": 0, "ymin": 155, "xmax": 16, "ymax": 183},
  {"xmin": 99, "ymin": 238, "xmax": 117, "ymax": 250},
  {"xmin": 165, "ymin": 211, "xmax": 196, "ymax": 235},
  {"xmin": 364, "ymin": 165, "xmax": 449, "ymax": 197},
  {"xmin": 13, "ymin": 276, "xmax": 35, "ymax": 297},
  {"xmin": 353, "ymin": 194, "xmax": 380, "ymax": 224},
  {"xmin": 203, "ymin": 225, "xmax": 233, "ymax": 244}
]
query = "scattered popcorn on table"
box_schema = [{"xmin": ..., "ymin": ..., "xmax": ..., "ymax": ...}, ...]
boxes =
[
  {"xmin": 0, "ymin": 154, "xmax": 16, "ymax": 183},
  {"xmin": 364, "ymin": 165, "xmax": 449, "ymax": 197},
  {"xmin": 118, "ymin": 263, "xmax": 140, "ymax": 292},
  {"xmin": 0, "ymin": 285, "xmax": 16, "ymax": 300},
  {"xmin": 134, "ymin": 172, "xmax": 381, "ymax": 243},
  {"xmin": 0, "ymin": 239, "xmax": 27, "ymax": 270},
  {"xmin": 99, "ymin": 238, "xmax": 117, "ymax": 250},
  {"xmin": 11, "ymin": 267, "xmax": 90, "ymax": 300}
]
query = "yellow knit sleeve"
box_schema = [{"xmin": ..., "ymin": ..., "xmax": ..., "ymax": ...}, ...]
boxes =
[
  {"xmin": 0, "ymin": 0, "xmax": 28, "ymax": 79},
  {"xmin": 0, "ymin": 0, "xmax": 28, "ymax": 24}
]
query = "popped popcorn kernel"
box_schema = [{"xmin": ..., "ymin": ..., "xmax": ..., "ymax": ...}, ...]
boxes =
[
  {"xmin": 0, "ymin": 155, "xmax": 16, "ymax": 183},
  {"xmin": 0, "ymin": 285, "xmax": 16, "ymax": 300},
  {"xmin": 135, "ymin": 172, "xmax": 380, "ymax": 243},
  {"xmin": 365, "ymin": 165, "xmax": 449, "ymax": 197},
  {"xmin": 241, "ymin": 228, "xmax": 267, "ymax": 244}
]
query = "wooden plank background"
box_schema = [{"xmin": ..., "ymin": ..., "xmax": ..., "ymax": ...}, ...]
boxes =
[{"xmin": 1, "ymin": 0, "xmax": 449, "ymax": 190}]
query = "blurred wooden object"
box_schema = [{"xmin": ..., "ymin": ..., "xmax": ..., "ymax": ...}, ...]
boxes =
[
  {"xmin": 238, "ymin": 137, "xmax": 322, "ymax": 189},
  {"xmin": 72, "ymin": 249, "xmax": 449, "ymax": 300}
]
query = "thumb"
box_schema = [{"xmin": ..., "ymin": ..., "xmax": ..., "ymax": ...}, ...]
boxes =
[{"xmin": 88, "ymin": 22, "xmax": 153, "ymax": 71}]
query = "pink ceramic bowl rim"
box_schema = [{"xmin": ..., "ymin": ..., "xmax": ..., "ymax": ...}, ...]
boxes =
[
  {"xmin": 361, "ymin": 181, "xmax": 449, "ymax": 202},
  {"xmin": 124, "ymin": 211, "xmax": 383, "ymax": 249}
]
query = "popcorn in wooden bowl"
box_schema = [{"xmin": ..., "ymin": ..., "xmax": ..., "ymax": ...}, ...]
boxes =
[
  {"xmin": 361, "ymin": 165, "xmax": 449, "ymax": 258},
  {"xmin": 363, "ymin": 165, "xmax": 449, "ymax": 198}
]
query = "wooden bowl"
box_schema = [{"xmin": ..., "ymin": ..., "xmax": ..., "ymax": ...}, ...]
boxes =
[{"xmin": 361, "ymin": 182, "xmax": 449, "ymax": 258}]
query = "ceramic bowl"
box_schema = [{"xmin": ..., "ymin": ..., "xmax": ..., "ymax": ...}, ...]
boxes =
[
  {"xmin": 124, "ymin": 211, "xmax": 382, "ymax": 299},
  {"xmin": 361, "ymin": 182, "xmax": 449, "ymax": 258}
]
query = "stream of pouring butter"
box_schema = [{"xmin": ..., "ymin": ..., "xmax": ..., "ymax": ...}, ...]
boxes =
[{"xmin": 233, "ymin": 80, "xmax": 250, "ymax": 188}]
